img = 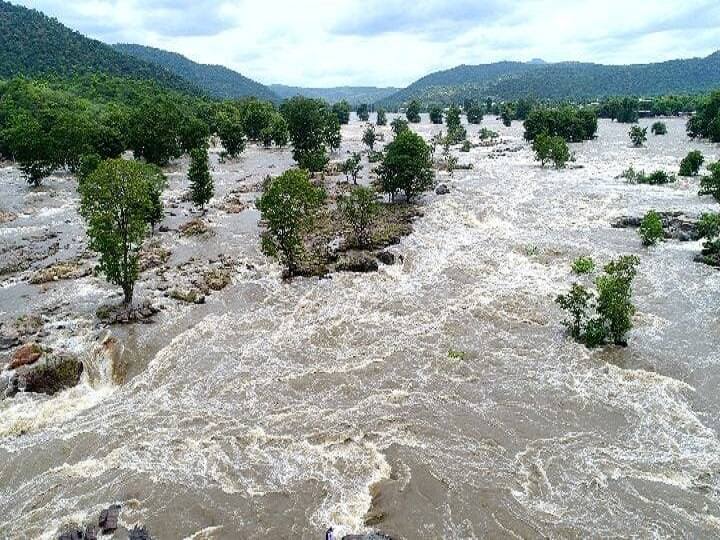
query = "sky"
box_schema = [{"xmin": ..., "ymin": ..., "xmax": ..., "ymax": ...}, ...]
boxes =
[{"xmin": 15, "ymin": 0, "xmax": 720, "ymax": 88}]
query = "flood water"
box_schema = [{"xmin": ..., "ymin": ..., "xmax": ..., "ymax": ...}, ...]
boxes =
[{"xmin": 1, "ymin": 116, "xmax": 719, "ymax": 539}]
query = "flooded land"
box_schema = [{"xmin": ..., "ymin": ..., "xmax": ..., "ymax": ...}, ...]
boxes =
[{"xmin": 1, "ymin": 116, "xmax": 719, "ymax": 538}]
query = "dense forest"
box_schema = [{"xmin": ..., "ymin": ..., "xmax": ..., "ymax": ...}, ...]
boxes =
[{"xmin": 113, "ymin": 44, "xmax": 278, "ymax": 102}]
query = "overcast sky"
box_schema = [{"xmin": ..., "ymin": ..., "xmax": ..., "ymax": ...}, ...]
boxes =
[{"xmin": 15, "ymin": 0, "xmax": 720, "ymax": 88}]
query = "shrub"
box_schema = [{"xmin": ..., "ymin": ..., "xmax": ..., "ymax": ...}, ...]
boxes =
[
  {"xmin": 406, "ymin": 100, "xmax": 421, "ymax": 123},
  {"xmin": 429, "ymin": 106, "xmax": 443, "ymax": 125},
  {"xmin": 638, "ymin": 210, "xmax": 664, "ymax": 246},
  {"xmin": 698, "ymin": 212, "xmax": 720, "ymax": 255},
  {"xmin": 699, "ymin": 162, "xmax": 720, "ymax": 203},
  {"xmin": 445, "ymin": 105, "xmax": 466, "ymax": 144},
  {"xmin": 460, "ymin": 140, "xmax": 471, "ymax": 152},
  {"xmin": 332, "ymin": 100, "xmax": 351, "ymax": 125},
  {"xmin": 523, "ymin": 106, "xmax": 597, "ymax": 142},
  {"xmin": 379, "ymin": 130, "xmax": 433, "ymax": 202},
  {"xmin": 479, "ymin": 128, "xmax": 499, "ymax": 141},
  {"xmin": 555, "ymin": 255, "xmax": 639, "ymax": 347},
  {"xmin": 341, "ymin": 152, "xmax": 362, "ymax": 184},
  {"xmin": 357, "ymin": 103, "xmax": 370, "ymax": 122},
  {"xmin": 501, "ymin": 108, "xmax": 512, "ymax": 127},
  {"xmin": 390, "ymin": 117, "xmax": 409, "ymax": 136},
  {"xmin": 533, "ymin": 133, "xmax": 569, "ymax": 168},
  {"xmin": 257, "ymin": 169, "xmax": 326, "ymax": 275},
  {"xmin": 623, "ymin": 168, "xmax": 674, "ymax": 185},
  {"xmin": 338, "ymin": 186, "xmax": 379, "ymax": 248},
  {"xmin": 651, "ymin": 121, "xmax": 667, "ymax": 135},
  {"xmin": 465, "ymin": 102, "xmax": 483, "ymax": 124},
  {"xmin": 679, "ymin": 150, "xmax": 704, "ymax": 177},
  {"xmin": 362, "ymin": 125, "xmax": 377, "ymax": 151},
  {"xmin": 572, "ymin": 256, "xmax": 595, "ymax": 274},
  {"xmin": 629, "ymin": 125, "xmax": 647, "ymax": 146},
  {"xmin": 376, "ymin": 108, "xmax": 387, "ymax": 126}
]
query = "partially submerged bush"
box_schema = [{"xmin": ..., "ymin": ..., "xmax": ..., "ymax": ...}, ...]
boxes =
[
  {"xmin": 406, "ymin": 100, "xmax": 421, "ymax": 123},
  {"xmin": 533, "ymin": 133, "xmax": 570, "ymax": 169},
  {"xmin": 342, "ymin": 152, "xmax": 362, "ymax": 184},
  {"xmin": 571, "ymin": 256, "xmax": 595, "ymax": 274},
  {"xmin": 379, "ymin": 130, "xmax": 434, "ymax": 202},
  {"xmin": 445, "ymin": 105, "xmax": 466, "ymax": 144},
  {"xmin": 698, "ymin": 212, "xmax": 720, "ymax": 256},
  {"xmin": 629, "ymin": 125, "xmax": 648, "ymax": 146},
  {"xmin": 679, "ymin": 150, "xmax": 704, "ymax": 177},
  {"xmin": 556, "ymin": 255, "xmax": 640, "ymax": 347},
  {"xmin": 651, "ymin": 121, "xmax": 667, "ymax": 135},
  {"xmin": 622, "ymin": 167, "xmax": 674, "ymax": 185},
  {"xmin": 638, "ymin": 210, "xmax": 664, "ymax": 246},
  {"xmin": 429, "ymin": 106, "xmax": 443, "ymax": 124},
  {"xmin": 338, "ymin": 186, "xmax": 379, "ymax": 248},
  {"xmin": 479, "ymin": 128, "xmax": 499, "ymax": 141},
  {"xmin": 699, "ymin": 162, "xmax": 720, "ymax": 203}
]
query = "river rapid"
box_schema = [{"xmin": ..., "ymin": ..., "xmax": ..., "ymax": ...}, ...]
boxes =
[{"xmin": 0, "ymin": 116, "xmax": 719, "ymax": 539}]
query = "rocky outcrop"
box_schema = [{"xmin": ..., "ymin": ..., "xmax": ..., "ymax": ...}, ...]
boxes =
[
  {"xmin": 8, "ymin": 342, "xmax": 43, "ymax": 369},
  {"xmin": 611, "ymin": 211, "xmax": 701, "ymax": 241},
  {"xmin": 168, "ymin": 288, "xmax": 206, "ymax": 304},
  {"xmin": 376, "ymin": 251, "xmax": 396, "ymax": 265},
  {"xmin": 0, "ymin": 315, "xmax": 44, "ymax": 352},
  {"xmin": 336, "ymin": 254, "xmax": 379, "ymax": 273},
  {"xmin": 3, "ymin": 353, "xmax": 83, "ymax": 398},
  {"xmin": 29, "ymin": 261, "xmax": 91, "ymax": 284},
  {"xmin": 203, "ymin": 268, "xmax": 232, "ymax": 291},
  {"xmin": 435, "ymin": 183, "xmax": 450, "ymax": 195},
  {"xmin": 96, "ymin": 300, "xmax": 159, "ymax": 324},
  {"xmin": 179, "ymin": 218, "xmax": 211, "ymax": 236}
]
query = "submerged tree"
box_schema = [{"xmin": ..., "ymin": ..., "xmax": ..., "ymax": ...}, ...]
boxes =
[
  {"xmin": 429, "ymin": 106, "xmax": 443, "ymax": 125},
  {"xmin": 79, "ymin": 159, "xmax": 165, "ymax": 304},
  {"xmin": 257, "ymin": 168, "xmax": 326, "ymax": 275},
  {"xmin": 376, "ymin": 108, "xmax": 387, "ymax": 126},
  {"xmin": 651, "ymin": 121, "xmax": 667, "ymax": 135},
  {"xmin": 390, "ymin": 117, "xmax": 409, "ymax": 136},
  {"xmin": 332, "ymin": 100, "xmax": 351, "ymax": 125},
  {"xmin": 338, "ymin": 186, "xmax": 379, "ymax": 248},
  {"xmin": 188, "ymin": 146, "xmax": 213, "ymax": 211},
  {"xmin": 362, "ymin": 124, "xmax": 377, "ymax": 151},
  {"xmin": 379, "ymin": 130, "xmax": 433, "ymax": 202},
  {"xmin": 445, "ymin": 105, "xmax": 466, "ymax": 144},
  {"xmin": 406, "ymin": 100, "xmax": 421, "ymax": 123},
  {"xmin": 342, "ymin": 152, "xmax": 363, "ymax": 184},
  {"xmin": 281, "ymin": 96, "xmax": 341, "ymax": 172},
  {"xmin": 638, "ymin": 210, "xmax": 664, "ymax": 246},
  {"xmin": 700, "ymin": 162, "xmax": 720, "ymax": 203},
  {"xmin": 679, "ymin": 150, "xmax": 704, "ymax": 177},
  {"xmin": 629, "ymin": 125, "xmax": 647, "ymax": 147}
]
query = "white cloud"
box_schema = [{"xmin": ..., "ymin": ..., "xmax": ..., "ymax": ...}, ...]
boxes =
[{"xmin": 13, "ymin": 0, "xmax": 720, "ymax": 87}]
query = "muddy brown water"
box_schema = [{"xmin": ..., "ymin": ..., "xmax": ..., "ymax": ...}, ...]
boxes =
[{"xmin": 0, "ymin": 116, "xmax": 719, "ymax": 539}]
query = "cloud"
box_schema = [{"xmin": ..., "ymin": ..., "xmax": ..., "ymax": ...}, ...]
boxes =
[{"xmin": 10, "ymin": 0, "xmax": 720, "ymax": 87}]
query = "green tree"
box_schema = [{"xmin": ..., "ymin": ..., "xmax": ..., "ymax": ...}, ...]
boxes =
[
  {"xmin": 533, "ymin": 134, "xmax": 569, "ymax": 168},
  {"xmin": 465, "ymin": 101, "xmax": 483, "ymax": 124},
  {"xmin": 429, "ymin": 106, "xmax": 443, "ymax": 124},
  {"xmin": 686, "ymin": 91, "xmax": 720, "ymax": 142},
  {"xmin": 269, "ymin": 114, "xmax": 289, "ymax": 147},
  {"xmin": 650, "ymin": 121, "xmax": 667, "ymax": 135},
  {"xmin": 188, "ymin": 146, "xmax": 213, "ymax": 211},
  {"xmin": 629, "ymin": 125, "xmax": 647, "ymax": 146},
  {"xmin": 390, "ymin": 117, "xmax": 409, "ymax": 136},
  {"xmin": 638, "ymin": 210, "xmax": 664, "ymax": 246},
  {"xmin": 238, "ymin": 98, "xmax": 275, "ymax": 141},
  {"xmin": 379, "ymin": 130, "xmax": 433, "ymax": 202},
  {"xmin": 338, "ymin": 186, "xmax": 379, "ymax": 247},
  {"xmin": 406, "ymin": 100, "xmax": 421, "ymax": 123},
  {"xmin": 3, "ymin": 112, "xmax": 56, "ymax": 185},
  {"xmin": 215, "ymin": 103, "xmax": 246, "ymax": 160},
  {"xmin": 357, "ymin": 103, "xmax": 370, "ymax": 122},
  {"xmin": 376, "ymin": 108, "xmax": 387, "ymax": 126},
  {"xmin": 615, "ymin": 97, "xmax": 640, "ymax": 123},
  {"xmin": 128, "ymin": 95, "xmax": 183, "ymax": 165},
  {"xmin": 332, "ymin": 100, "xmax": 351, "ymax": 125},
  {"xmin": 257, "ymin": 169, "xmax": 326, "ymax": 275},
  {"xmin": 532, "ymin": 133, "xmax": 552, "ymax": 167},
  {"xmin": 342, "ymin": 152, "xmax": 363, "ymax": 184},
  {"xmin": 679, "ymin": 150, "xmax": 704, "ymax": 177},
  {"xmin": 79, "ymin": 159, "xmax": 164, "ymax": 304},
  {"xmin": 501, "ymin": 107, "xmax": 513, "ymax": 127},
  {"xmin": 445, "ymin": 105, "xmax": 466, "ymax": 144},
  {"xmin": 281, "ymin": 96, "xmax": 341, "ymax": 172},
  {"xmin": 700, "ymin": 162, "xmax": 720, "ymax": 203},
  {"xmin": 362, "ymin": 124, "xmax": 377, "ymax": 151}
]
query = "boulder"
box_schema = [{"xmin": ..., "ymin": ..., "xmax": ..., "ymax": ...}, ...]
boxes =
[
  {"xmin": 98, "ymin": 504, "xmax": 121, "ymax": 534},
  {"xmin": 204, "ymin": 269, "xmax": 232, "ymax": 291},
  {"xmin": 612, "ymin": 212, "xmax": 701, "ymax": 241},
  {"xmin": 435, "ymin": 183, "xmax": 450, "ymax": 195},
  {"xmin": 336, "ymin": 254, "xmax": 379, "ymax": 273},
  {"xmin": 168, "ymin": 288, "xmax": 206, "ymax": 304},
  {"xmin": 179, "ymin": 218, "xmax": 210, "ymax": 236},
  {"xmin": 8, "ymin": 343, "xmax": 43, "ymax": 370},
  {"xmin": 128, "ymin": 525, "xmax": 152, "ymax": 540},
  {"xmin": 376, "ymin": 251, "xmax": 396, "ymax": 265},
  {"xmin": 20, "ymin": 354, "xmax": 84, "ymax": 395}
]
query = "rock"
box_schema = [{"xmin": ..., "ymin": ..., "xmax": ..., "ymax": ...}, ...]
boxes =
[
  {"xmin": 179, "ymin": 218, "xmax": 211, "ymax": 236},
  {"xmin": 96, "ymin": 300, "xmax": 159, "ymax": 324},
  {"xmin": 139, "ymin": 243, "xmax": 171, "ymax": 272},
  {"xmin": 376, "ymin": 251, "xmax": 396, "ymax": 265},
  {"xmin": 98, "ymin": 504, "xmax": 121, "ymax": 534},
  {"xmin": 342, "ymin": 534, "xmax": 393, "ymax": 540},
  {"xmin": 29, "ymin": 261, "xmax": 90, "ymax": 284},
  {"xmin": 168, "ymin": 288, "xmax": 206, "ymax": 304},
  {"xmin": 0, "ymin": 210, "xmax": 17, "ymax": 224},
  {"xmin": 0, "ymin": 327, "xmax": 21, "ymax": 351},
  {"xmin": 695, "ymin": 251, "xmax": 720, "ymax": 268},
  {"xmin": 57, "ymin": 525, "xmax": 97, "ymax": 540},
  {"xmin": 158, "ymin": 225, "xmax": 170, "ymax": 233},
  {"xmin": 435, "ymin": 183, "xmax": 450, "ymax": 195},
  {"xmin": 10, "ymin": 354, "xmax": 84, "ymax": 396},
  {"xmin": 204, "ymin": 269, "xmax": 231, "ymax": 291},
  {"xmin": 128, "ymin": 525, "xmax": 152, "ymax": 540},
  {"xmin": 336, "ymin": 254, "xmax": 379, "ymax": 273},
  {"xmin": 7, "ymin": 342, "xmax": 43, "ymax": 370},
  {"xmin": 612, "ymin": 212, "xmax": 701, "ymax": 241}
]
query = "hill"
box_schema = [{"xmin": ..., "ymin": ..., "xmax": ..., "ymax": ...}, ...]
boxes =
[
  {"xmin": 270, "ymin": 84, "xmax": 399, "ymax": 105},
  {"xmin": 379, "ymin": 53, "xmax": 720, "ymax": 107},
  {"xmin": 113, "ymin": 44, "xmax": 277, "ymax": 101},
  {"xmin": 0, "ymin": 0, "xmax": 195, "ymax": 93}
]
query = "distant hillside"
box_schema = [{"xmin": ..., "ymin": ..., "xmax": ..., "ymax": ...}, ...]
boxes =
[
  {"xmin": 0, "ymin": 1, "xmax": 195, "ymax": 93},
  {"xmin": 113, "ymin": 44, "xmax": 277, "ymax": 101},
  {"xmin": 270, "ymin": 85, "xmax": 399, "ymax": 105},
  {"xmin": 379, "ymin": 53, "xmax": 720, "ymax": 107}
]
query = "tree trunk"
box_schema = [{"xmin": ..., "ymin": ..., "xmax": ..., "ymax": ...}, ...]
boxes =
[{"xmin": 122, "ymin": 283, "xmax": 133, "ymax": 305}]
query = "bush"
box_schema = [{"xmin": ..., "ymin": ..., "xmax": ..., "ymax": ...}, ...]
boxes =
[
  {"xmin": 390, "ymin": 117, "xmax": 409, "ymax": 136},
  {"xmin": 460, "ymin": 140, "xmax": 471, "ymax": 152},
  {"xmin": 362, "ymin": 125, "xmax": 376, "ymax": 151},
  {"xmin": 376, "ymin": 109, "xmax": 387, "ymax": 126},
  {"xmin": 341, "ymin": 152, "xmax": 362, "ymax": 184},
  {"xmin": 572, "ymin": 256, "xmax": 595, "ymax": 274},
  {"xmin": 479, "ymin": 128, "xmax": 499, "ymax": 141},
  {"xmin": 465, "ymin": 102, "xmax": 483, "ymax": 124},
  {"xmin": 622, "ymin": 167, "xmax": 674, "ymax": 185},
  {"xmin": 357, "ymin": 103, "xmax": 370, "ymax": 122},
  {"xmin": 533, "ymin": 133, "xmax": 570, "ymax": 169},
  {"xmin": 638, "ymin": 210, "xmax": 664, "ymax": 246},
  {"xmin": 699, "ymin": 162, "xmax": 720, "ymax": 203},
  {"xmin": 379, "ymin": 130, "xmax": 433, "ymax": 202},
  {"xmin": 406, "ymin": 100, "xmax": 421, "ymax": 123},
  {"xmin": 651, "ymin": 121, "xmax": 667, "ymax": 135},
  {"xmin": 679, "ymin": 150, "xmax": 704, "ymax": 177},
  {"xmin": 698, "ymin": 212, "xmax": 720, "ymax": 255},
  {"xmin": 257, "ymin": 169, "xmax": 326, "ymax": 275},
  {"xmin": 629, "ymin": 125, "xmax": 647, "ymax": 146},
  {"xmin": 429, "ymin": 106, "xmax": 443, "ymax": 125},
  {"xmin": 556, "ymin": 255, "xmax": 639, "ymax": 347},
  {"xmin": 332, "ymin": 100, "xmax": 351, "ymax": 125},
  {"xmin": 338, "ymin": 186, "xmax": 379, "ymax": 247}
]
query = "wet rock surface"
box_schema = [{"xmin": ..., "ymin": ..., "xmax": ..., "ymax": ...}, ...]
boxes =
[
  {"xmin": 612, "ymin": 211, "xmax": 702, "ymax": 241},
  {"xmin": 336, "ymin": 253, "xmax": 379, "ymax": 273}
]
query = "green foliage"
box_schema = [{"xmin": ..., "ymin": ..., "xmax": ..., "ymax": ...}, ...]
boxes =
[
  {"xmin": 460, "ymin": 140, "xmax": 471, "ymax": 152},
  {"xmin": 650, "ymin": 121, "xmax": 667, "ymax": 135},
  {"xmin": 362, "ymin": 125, "xmax": 377, "ymax": 151},
  {"xmin": 342, "ymin": 152, "xmax": 363, "ymax": 184},
  {"xmin": 465, "ymin": 101, "xmax": 483, "ymax": 124},
  {"xmin": 533, "ymin": 133, "xmax": 569, "ymax": 168},
  {"xmin": 679, "ymin": 150, "xmax": 704, "ymax": 177},
  {"xmin": 556, "ymin": 255, "xmax": 640, "ymax": 347},
  {"xmin": 445, "ymin": 105, "xmax": 466, "ymax": 144},
  {"xmin": 376, "ymin": 108, "xmax": 387, "ymax": 126},
  {"xmin": 280, "ymin": 96, "xmax": 341, "ymax": 172},
  {"xmin": 260, "ymin": 113, "xmax": 289, "ymax": 148},
  {"xmin": 479, "ymin": 128, "xmax": 499, "ymax": 141},
  {"xmin": 572, "ymin": 256, "xmax": 595, "ymax": 274},
  {"xmin": 687, "ymin": 90, "xmax": 720, "ymax": 142},
  {"xmin": 257, "ymin": 169, "xmax": 326, "ymax": 274},
  {"xmin": 523, "ymin": 106, "xmax": 597, "ymax": 142},
  {"xmin": 332, "ymin": 100, "xmax": 351, "ymax": 124},
  {"xmin": 429, "ymin": 106, "xmax": 443, "ymax": 124},
  {"xmin": 390, "ymin": 117, "xmax": 409, "ymax": 136},
  {"xmin": 79, "ymin": 159, "xmax": 165, "ymax": 303},
  {"xmin": 127, "ymin": 95, "xmax": 185, "ymax": 165},
  {"xmin": 338, "ymin": 186, "xmax": 379, "ymax": 247},
  {"xmin": 629, "ymin": 125, "xmax": 648, "ymax": 146},
  {"xmin": 700, "ymin": 162, "xmax": 720, "ymax": 203},
  {"xmin": 406, "ymin": 100, "xmax": 421, "ymax": 123},
  {"xmin": 610, "ymin": 97, "xmax": 640, "ymax": 123},
  {"xmin": 188, "ymin": 147, "xmax": 213, "ymax": 211},
  {"xmin": 501, "ymin": 107, "xmax": 512, "ymax": 127},
  {"xmin": 357, "ymin": 103, "xmax": 370, "ymax": 122},
  {"xmin": 638, "ymin": 210, "xmax": 664, "ymax": 246},
  {"xmin": 698, "ymin": 212, "xmax": 720, "ymax": 255},
  {"xmin": 237, "ymin": 98, "xmax": 275, "ymax": 141},
  {"xmin": 379, "ymin": 130, "xmax": 434, "ymax": 202},
  {"xmin": 622, "ymin": 167, "xmax": 674, "ymax": 185},
  {"xmin": 214, "ymin": 102, "xmax": 246, "ymax": 160}
]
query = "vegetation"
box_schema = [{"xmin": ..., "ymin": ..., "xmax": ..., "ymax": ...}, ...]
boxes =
[
  {"xmin": 429, "ymin": 106, "xmax": 443, "ymax": 124},
  {"xmin": 281, "ymin": 96, "xmax": 341, "ymax": 172},
  {"xmin": 188, "ymin": 147, "xmax": 213, "ymax": 211},
  {"xmin": 338, "ymin": 186, "xmax": 379, "ymax": 247},
  {"xmin": 362, "ymin": 125, "xmax": 377, "ymax": 151},
  {"xmin": 687, "ymin": 90, "xmax": 720, "ymax": 142},
  {"xmin": 445, "ymin": 105, "xmax": 467, "ymax": 144},
  {"xmin": 523, "ymin": 106, "xmax": 597, "ymax": 142},
  {"xmin": 79, "ymin": 159, "xmax": 165, "ymax": 304},
  {"xmin": 556, "ymin": 255, "xmax": 640, "ymax": 347},
  {"xmin": 700, "ymin": 162, "xmax": 720, "ymax": 203},
  {"xmin": 501, "ymin": 108, "xmax": 512, "ymax": 127},
  {"xmin": 533, "ymin": 133, "xmax": 570, "ymax": 169},
  {"xmin": 479, "ymin": 128, "xmax": 499, "ymax": 141},
  {"xmin": 638, "ymin": 210, "xmax": 664, "ymax": 246},
  {"xmin": 406, "ymin": 100, "xmax": 421, "ymax": 123},
  {"xmin": 257, "ymin": 169, "xmax": 326, "ymax": 275},
  {"xmin": 379, "ymin": 130, "xmax": 434, "ymax": 202},
  {"xmin": 650, "ymin": 121, "xmax": 667, "ymax": 135},
  {"xmin": 621, "ymin": 167, "xmax": 675, "ymax": 185},
  {"xmin": 376, "ymin": 108, "xmax": 387, "ymax": 126},
  {"xmin": 697, "ymin": 212, "xmax": 720, "ymax": 258},
  {"xmin": 342, "ymin": 153, "xmax": 363, "ymax": 184},
  {"xmin": 572, "ymin": 256, "xmax": 595, "ymax": 274},
  {"xmin": 390, "ymin": 117, "xmax": 409, "ymax": 136},
  {"xmin": 465, "ymin": 100, "xmax": 483, "ymax": 124},
  {"xmin": 629, "ymin": 125, "xmax": 648, "ymax": 146},
  {"xmin": 357, "ymin": 103, "xmax": 370, "ymax": 121},
  {"xmin": 679, "ymin": 151, "xmax": 704, "ymax": 177},
  {"xmin": 332, "ymin": 100, "xmax": 351, "ymax": 125}
]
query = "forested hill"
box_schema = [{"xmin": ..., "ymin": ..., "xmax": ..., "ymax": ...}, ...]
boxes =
[
  {"xmin": 0, "ymin": 1, "xmax": 195, "ymax": 93},
  {"xmin": 269, "ymin": 84, "xmax": 399, "ymax": 105},
  {"xmin": 379, "ymin": 52, "xmax": 720, "ymax": 107},
  {"xmin": 113, "ymin": 44, "xmax": 277, "ymax": 101}
]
